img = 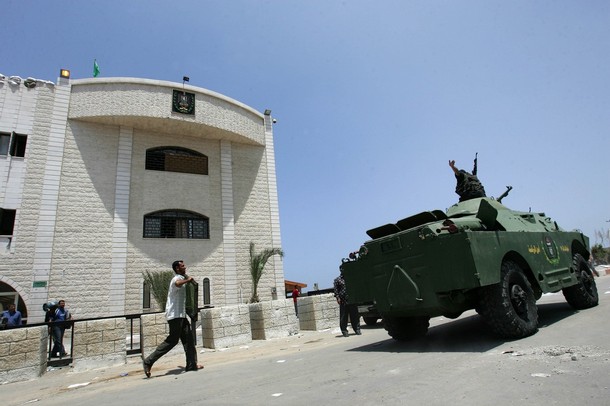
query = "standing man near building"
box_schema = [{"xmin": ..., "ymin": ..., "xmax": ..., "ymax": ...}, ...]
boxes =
[
  {"xmin": 143, "ymin": 260, "xmax": 203, "ymax": 377},
  {"xmin": 333, "ymin": 267, "xmax": 361, "ymax": 337},
  {"xmin": 1, "ymin": 303, "xmax": 22, "ymax": 328},
  {"xmin": 292, "ymin": 287, "xmax": 300, "ymax": 317},
  {"xmin": 48, "ymin": 300, "xmax": 71, "ymax": 357}
]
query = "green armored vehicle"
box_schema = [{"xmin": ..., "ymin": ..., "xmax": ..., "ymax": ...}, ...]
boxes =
[{"xmin": 341, "ymin": 190, "xmax": 598, "ymax": 340}]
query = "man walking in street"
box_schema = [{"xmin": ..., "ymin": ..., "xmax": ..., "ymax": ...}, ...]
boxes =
[{"xmin": 143, "ymin": 260, "xmax": 203, "ymax": 377}]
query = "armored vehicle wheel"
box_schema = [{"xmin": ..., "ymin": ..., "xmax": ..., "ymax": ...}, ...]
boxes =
[
  {"xmin": 383, "ymin": 316, "xmax": 429, "ymax": 340},
  {"xmin": 562, "ymin": 254, "xmax": 599, "ymax": 309},
  {"xmin": 363, "ymin": 316, "xmax": 379, "ymax": 326},
  {"xmin": 477, "ymin": 260, "xmax": 538, "ymax": 338}
]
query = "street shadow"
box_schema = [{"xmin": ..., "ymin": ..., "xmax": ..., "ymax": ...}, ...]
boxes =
[
  {"xmin": 536, "ymin": 301, "xmax": 579, "ymax": 329},
  {"xmin": 162, "ymin": 367, "xmax": 187, "ymax": 376},
  {"xmin": 141, "ymin": 367, "xmax": 184, "ymax": 379},
  {"xmin": 360, "ymin": 321, "xmax": 385, "ymax": 330},
  {"xmin": 348, "ymin": 301, "xmax": 579, "ymax": 354}
]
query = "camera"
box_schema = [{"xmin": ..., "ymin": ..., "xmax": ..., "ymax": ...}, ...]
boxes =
[{"xmin": 42, "ymin": 301, "xmax": 58, "ymax": 313}]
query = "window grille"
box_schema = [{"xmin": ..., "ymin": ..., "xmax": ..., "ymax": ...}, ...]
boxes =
[
  {"xmin": 145, "ymin": 147, "xmax": 208, "ymax": 175},
  {"xmin": 143, "ymin": 210, "xmax": 209, "ymax": 239}
]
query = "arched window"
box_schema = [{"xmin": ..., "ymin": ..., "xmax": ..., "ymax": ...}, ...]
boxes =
[
  {"xmin": 142, "ymin": 282, "xmax": 151, "ymax": 309},
  {"xmin": 202, "ymin": 278, "xmax": 211, "ymax": 305},
  {"xmin": 145, "ymin": 147, "xmax": 208, "ymax": 175},
  {"xmin": 143, "ymin": 210, "xmax": 209, "ymax": 239},
  {"xmin": 0, "ymin": 282, "xmax": 28, "ymax": 324}
]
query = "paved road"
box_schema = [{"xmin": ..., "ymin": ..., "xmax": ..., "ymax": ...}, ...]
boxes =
[{"xmin": 5, "ymin": 276, "xmax": 610, "ymax": 405}]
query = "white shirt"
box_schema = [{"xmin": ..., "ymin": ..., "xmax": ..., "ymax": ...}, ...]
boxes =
[{"xmin": 165, "ymin": 274, "xmax": 186, "ymax": 320}]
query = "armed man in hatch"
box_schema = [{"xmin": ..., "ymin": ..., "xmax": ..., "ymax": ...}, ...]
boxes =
[{"xmin": 449, "ymin": 153, "xmax": 486, "ymax": 202}]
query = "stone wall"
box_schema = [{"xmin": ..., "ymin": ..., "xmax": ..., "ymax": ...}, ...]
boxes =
[
  {"xmin": 0, "ymin": 298, "xmax": 338, "ymax": 383},
  {"xmin": 71, "ymin": 318, "xmax": 127, "ymax": 373},
  {"xmin": 249, "ymin": 298, "xmax": 299, "ymax": 340},
  {"xmin": 297, "ymin": 293, "xmax": 340, "ymax": 331},
  {"xmin": 51, "ymin": 121, "xmax": 118, "ymax": 318},
  {"xmin": 0, "ymin": 326, "xmax": 47, "ymax": 384},
  {"xmin": 201, "ymin": 304, "xmax": 252, "ymax": 349}
]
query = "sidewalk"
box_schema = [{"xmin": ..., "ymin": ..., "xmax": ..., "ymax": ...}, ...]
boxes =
[{"xmin": 2, "ymin": 327, "xmax": 347, "ymax": 405}]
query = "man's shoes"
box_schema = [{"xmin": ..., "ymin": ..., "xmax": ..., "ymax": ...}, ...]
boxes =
[
  {"xmin": 342, "ymin": 331, "xmax": 349, "ymax": 337},
  {"xmin": 143, "ymin": 361, "xmax": 151, "ymax": 378},
  {"xmin": 185, "ymin": 364, "xmax": 204, "ymax": 372},
  {"xmin": 355, "ymin": 330, "xmax": 362, "ymax": 335}
]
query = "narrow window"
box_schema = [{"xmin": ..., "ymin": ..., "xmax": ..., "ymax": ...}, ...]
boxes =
[
  {"xmin": 143, "ymin": 282, "xmax": 151, "ymax": 309},
  {"xmin": 143, "ymin": 210, "xmax": 209, "ymax": 239},
  {"xmin": 203, "ymin": 278, "xmax": 211, "ymax": 305},
  {"xmin": 0, "ymin": 209, "xmax": 16, "ymax": 236},
  {"xmin": 0, "ymin": 133, "xmax": 10, "ymax": 155},
  {"xmin": 10, "ymin": 133, "xmax": 27, "ymax": 157},
  {"xmin": 145, "ymin": 147, "xmax": 208, "ymax": 175}
]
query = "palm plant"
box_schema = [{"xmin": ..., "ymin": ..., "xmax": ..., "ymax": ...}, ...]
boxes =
[
  {"xmin": 142, "ymin": 270, "xmax": 174, "ymax": 311},
  {"xmin": 249, "ymin": 242, "xmax": 284, "ymax": 303}
]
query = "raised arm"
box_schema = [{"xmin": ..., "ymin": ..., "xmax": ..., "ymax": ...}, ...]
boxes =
[{"xmin": 448, "ymin": 160, "xmax": 459, "ymax": 175}]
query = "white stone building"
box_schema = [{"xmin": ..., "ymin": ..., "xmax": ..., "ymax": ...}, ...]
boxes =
[{"xmin": 0, "ymin": 72, "xmax": 283, "ymax": 323}]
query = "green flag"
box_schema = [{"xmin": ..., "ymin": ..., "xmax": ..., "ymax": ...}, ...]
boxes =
[{"xmin": 93, "ymin": 60, "xmax": 100, "ymax": 77}]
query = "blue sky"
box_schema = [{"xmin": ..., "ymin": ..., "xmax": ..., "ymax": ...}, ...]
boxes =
[{"xmin": 3, "ymin": 1, "xmax": 609, "ymax": 290}]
